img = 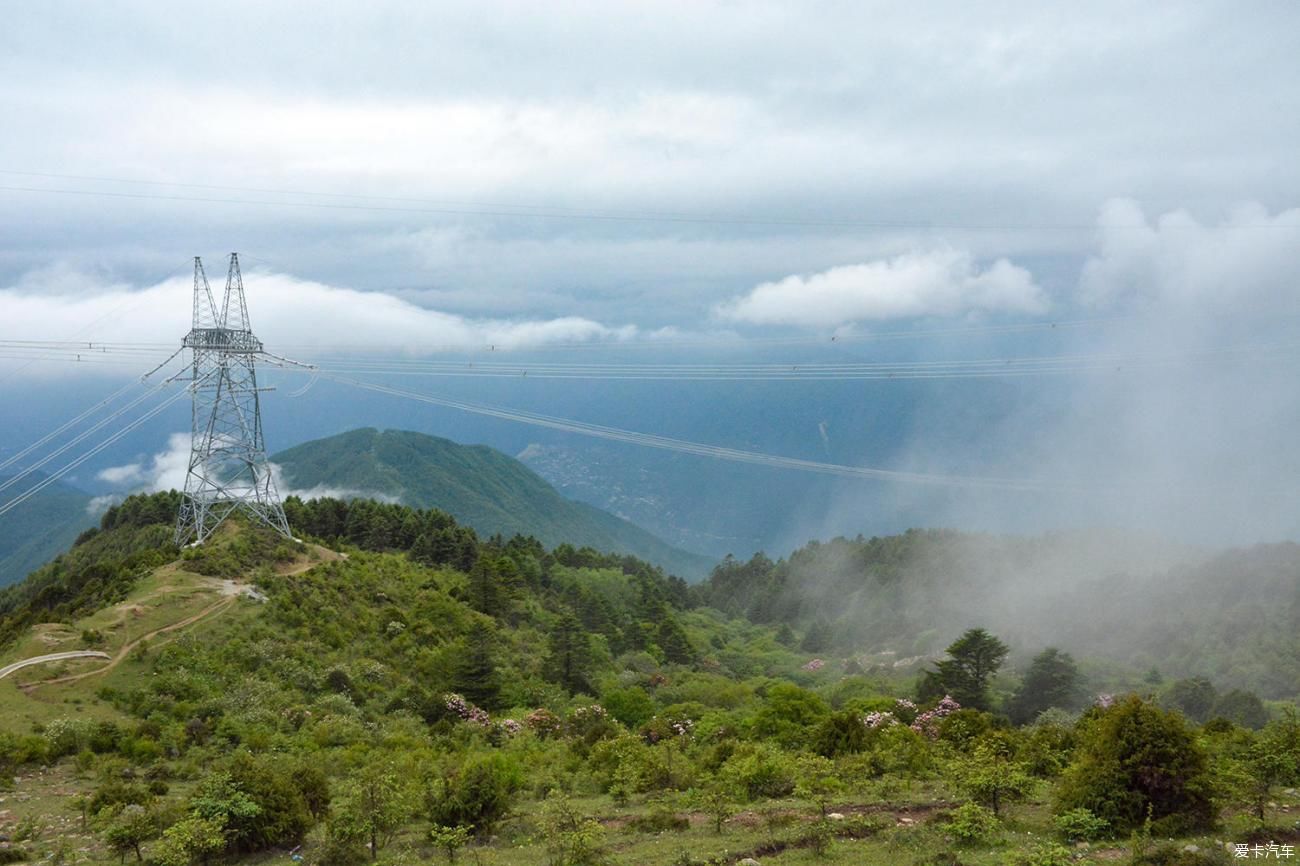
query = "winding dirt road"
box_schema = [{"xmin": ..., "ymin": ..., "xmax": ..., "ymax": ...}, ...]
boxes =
[
  {"xmin": 0, "ymin": 650, "xmax": 111, "ymax": 681},
  {"xmin": 18, "ymin": 595, "xmax": 236, "ymax": 690}
]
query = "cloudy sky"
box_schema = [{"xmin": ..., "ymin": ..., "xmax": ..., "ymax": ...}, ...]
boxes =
[
  {"xmin": 2, "ymin": 0, "xmax": 1297, "ymax": 336},
  {"xmin": 3, "ymin": 1, "xmax": 1300, "ymax": 548}
]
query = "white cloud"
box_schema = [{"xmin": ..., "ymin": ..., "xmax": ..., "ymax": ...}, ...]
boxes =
[
  {"xmin": 0, "ymin": 267, "xmax": 638, "ymax": 377},
  {"xmin": 1079, "ymin": 199, "xmax": 1300, "ymax": 312},
  {"xmin": 96, "ymin": 432, "xmax": 399, "ymax": 503},
  {"xmin": 715, "ymin": 249, "xmax": 1047, "ymax": 328},
  {"xmin": 96, "ymin": 463, "xmax": 144, "ymax": 485},
  {"xmin": 97, "ymin": 432, "xmax": 191, "ymax": 493}
]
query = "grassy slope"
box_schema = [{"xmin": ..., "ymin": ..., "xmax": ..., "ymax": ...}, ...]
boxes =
[{"xmin": 272, "ymin": 427, "xmax": 715, "ymax": 579}]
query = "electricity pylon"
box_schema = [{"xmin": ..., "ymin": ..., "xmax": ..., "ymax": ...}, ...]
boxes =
[{"xmin": 175, "ymin": 254, "xmax": 301, "ymax": 545}]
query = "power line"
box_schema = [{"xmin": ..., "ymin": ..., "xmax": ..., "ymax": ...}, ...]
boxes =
[
  {"xmin": 4, "ymin": 335, "xmax": 1295, "ymax": 381},
  {"xmin": 0, "ymin": 377, "xmax": 183, "ymax": 496},
  {"xmin": 2, "ymin": 176, "xmax": 1297, "ymax": 232},
  {"xmin": 0, "ymin": 387, "xmax": 189, "ymax": 519},
  {"xmin": 317, "ymin": 371, "xmax": 1091, "ymax": 493}
]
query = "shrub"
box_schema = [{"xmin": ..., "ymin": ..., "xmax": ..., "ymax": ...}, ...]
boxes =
[
  {"xmin": 721, "ymin": 742, "xmax": 796, "ymax": 801},
  {"xmin": 947, "ymin": 802, "xmax": 1000, "ymax": 846},
  {"xmin": 1055, "ymin": 695, "xmax": 1217, "ymax": 834},
  {"xmin": 427, "ymin": 752, "xmax": 523, "ymax": 834},
  {"xmin": 603, "ymin": 686, "xmax": 656, "ymax": 728},
  {"xmin": 1004, "ymin": 841, "xmax": 1073, "ymax": 866},
  {"xmin": 1054, "ymin": 807, "xmax": 1110, "ymax": 842},
  {"xmin": 539, "ymin": 791, "xmax": 604, "ymax": 866}
]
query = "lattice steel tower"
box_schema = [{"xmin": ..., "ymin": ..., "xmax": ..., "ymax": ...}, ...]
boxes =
[{"xmin": 175, "ymin": 254, "xmax": 293, "ymax": 545}]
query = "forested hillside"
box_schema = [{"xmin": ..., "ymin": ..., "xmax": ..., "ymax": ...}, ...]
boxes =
[
  {"xmin": 703, "ymin": 530, "xmax": 1300, "ymax": 701},
  {"xmin": 0, "ymin": 496, "xmax": 1297, "ymax": 866},
  {"xmin": 272, "ymin": 428, "xmax": 715, "ymax": 579}
]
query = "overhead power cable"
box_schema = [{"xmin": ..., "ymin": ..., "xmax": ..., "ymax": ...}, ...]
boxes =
[
  {"xmin": 0, "ymin": 376, "xmax": 184, "ymax": 496},
  {"xmin": 318, "ymin": 372, "xmax": 1085, "ymax": 493},
  {"xmin": 0, "ymin": 387, "xmax": 189, "ymax": 519},
  {"xmin": 0, "ymin": 378, "xmax": 140, "ymax": 474},
  {"xmin": 2, "ymin": 174, "xmax": 1297, "ymax": 232}
]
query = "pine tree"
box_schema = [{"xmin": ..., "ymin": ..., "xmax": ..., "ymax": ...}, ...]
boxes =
[
  {"xmin": 920, "ymin": 628, "xmax": 1009, "ymax": 711},
  {"xmin": 545, "ymin": 612, "xmax": 593, "ymax": 694},
  {"xmin": 1007, "ymin": 647, "xmax": 1084, "ymax": 725},
  {"xmin": 454, "ymin": 621, "xmax": 502, "ymax": 710}
]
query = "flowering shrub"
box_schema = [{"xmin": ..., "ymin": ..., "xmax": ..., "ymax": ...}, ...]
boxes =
[
  {"xmin": 566, "ymin": 704, "xmax": 617, "ymax": 744},
  {"xmin": 525, "ymin": 708, "xmax": 562, "ymax": 738},
  {"xmin": 1095, "ymin": 693, "xmax": 1115, "ymax": 709},
  {"xmin": 497, "ymin": 719, "xmax": 523, "ymax": 737},
  {"xmin": 642, "ymin": 714, "xmax": 695, "ymax": 743},
  {"xmin": 802, "ymin": 658, "xmax": 826, "ymax": 672},
  {"xmin": 911, "ymin": 695, "xmax": 961, "ymax": 738},
  {"xmin": 863, "ymin": 711, "xmax": 898, "ymax": 729},
  {"xmin": 443, "ymin": 693, "xmax": 491, "ymax": 727}
]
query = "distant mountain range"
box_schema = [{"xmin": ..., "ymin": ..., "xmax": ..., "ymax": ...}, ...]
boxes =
[
  {"xmin": 272, "ymin": 428, "xmax": 715, "ymax": 579},
  {"xmin": 0, "ymin": 473, "xmax": 95, "ymax": 588}
]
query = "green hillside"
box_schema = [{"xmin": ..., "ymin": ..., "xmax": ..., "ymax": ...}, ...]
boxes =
[
  {"xmin": 0, "ymin": 494, "xmax": 1297, "ymax": 866},
  {"xmin": 272, "ymin": 427, "xmax": 714, "ymax": 579},
  {"xmin": 0, "ymin": 473, "xmax": 95, "ymax": 588}
]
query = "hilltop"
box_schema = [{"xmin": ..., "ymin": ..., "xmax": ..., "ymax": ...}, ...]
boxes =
[{"xmin": 272, "ymin": 427, "xmax": 715, "ymax": 579}]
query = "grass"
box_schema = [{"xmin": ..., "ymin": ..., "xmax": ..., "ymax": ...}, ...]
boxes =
[
  {"xmin": 3, "ymin": 762, "xmax": 1297, "ymax": 865},
  {"xmin": 0, "ymin": 541, "xmax": 325, "ymax": 731}
]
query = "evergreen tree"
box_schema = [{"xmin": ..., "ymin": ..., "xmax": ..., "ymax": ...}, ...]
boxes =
[
  {"xmin": 1007, "ymin": 647, "xmax": 1085, "ymax": 725},
  {"xmin": 920, "ymin": 628, "xmax": 1009, "ymax": 711},
  {"xmin": 544, "ymin": 612, "xmax": 593, "ymax": 694},
  {"xmin": 454, "ymin": 621, "xmax": 502, "ymax": 710},
  {"xmin": 656, "ymin": 610, "xmax": 696, "ymax": 665},
  {"xmin": 1164, "ymin": 677, "xmax": 1217, "ymax": 723},
  {"xmin": 466, "ymin": 559, "xmax": 505, "ymax": 619}
]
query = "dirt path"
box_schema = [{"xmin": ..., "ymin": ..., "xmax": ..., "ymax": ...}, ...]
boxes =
[
  {"xmin": 21, "ymin": 595, "xmax": 236, "ymax": 690},
  {"xmin": 0, "ymin": 650, "xmax": 111, "ymax": 681}
]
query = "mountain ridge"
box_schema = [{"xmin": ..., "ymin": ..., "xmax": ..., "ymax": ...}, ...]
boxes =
[{"xmin": 272, "ymin": 427, "xmax": 715, "ymax": 579}]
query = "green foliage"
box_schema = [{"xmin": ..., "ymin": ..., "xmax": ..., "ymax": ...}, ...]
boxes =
[
  {"xmin": 628, "ymin": 797, "xmax": 690, "ymax": 833},
  {"xmin": 602, "ymin": 686, "xmax": 656, "ymax": 728},
  {"xmin": 947, "ymin": 802, "xmax": 1001, "ymax": 846},
  {"xmin": 329, "ymin": 760, "xmax": 418, "ymax": 861},
  {"xmin": 426, "ymin": 753, "xmax": 522, "ymax": 835},
  {"xmin": 0, "ymin": 493, "xmax": 178, "ymax": 643},
  {"xmin": 751, "ymin": 682, "xmax": 829, "ymax": 748},
  {"xmin": 102, "ymin": 803, "xmax": 156, "ymax": 863},
  {"xmin": 429, "ymin": 824, "xmax": 471, "ymax": 863},
  {"xmin": 1164, "ymin": 678, "xmax": 1218, "ymax": 723},
  {"xmin": 274, "ymin": 427, "xmax": 711, "ymax": 578},
  {"xmin": 920, "ymin": 628, "xmax": 1009, "ymax": 711},
  {"xmin": 453, "ymin": 620, "xmax": 502, "ymax": 710},
  {"xmin": 1210, "ymin": 689, "xmax": 1269, "ymax": 730},
  {"xmin": 545, "ymin": 612, "xmax": 594, "ymax": 695},
  {"xmin": 538, "ymin": 791, "xmax": 604, "ymax": 866},
  {"xmin": 794, "ymin": 754, "xmax": 844, "ymax": 819},
  {"xmin": 1004, "ymin": 841, "xmax": 1074, "ymax": 866},
  {"xmin": 1007, "ymin": 648, "xmax": 1085, "ymax": 725},
  {"xmin": 690, "ymin": 779, "xmax": 737, "ymax": 833},
  {"xmin": 721, "ymin": 742, "xmax": 796, "ymax": 800},
  {"xmin": 950, "ymin": 739, "xmax": 1035, "ymax": 817},
  {"xmin": 1053, "ymin": 807, "xmax": 1110, "ymax": 842},
  {"xmin": 1056, "ymin": 695, "xmax": 1217, "ymax": 834},
  {"xmin": 149, "ymin": 815, "xmax": 227, "ymax": 866},
  {"xmin": 812, "ymin": 709, "xmax": 870, "ymax": 757}
]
